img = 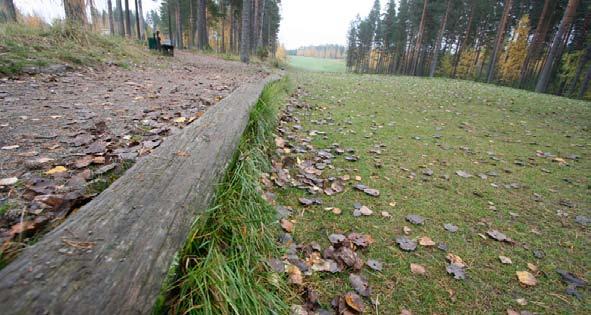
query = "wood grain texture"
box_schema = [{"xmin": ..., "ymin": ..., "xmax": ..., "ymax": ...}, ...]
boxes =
[{"xmin": 0, "ymin": 74, "xmax": 280, "ymax": 315}]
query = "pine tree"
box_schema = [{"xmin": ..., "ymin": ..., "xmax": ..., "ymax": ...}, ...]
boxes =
[
  {"xmin": 430, "ymin": 0, "xmax": 451, "ymax": 77},
  {"xmin": 197, "ymin": 0, "xmax": 208, "ymax": 49},
  {"xmin": 536, "ymin": 0, "xmax": 582, "ymax": 93},
  {"xmin": 64, "ymin": 0, "xmax": 88, "ymax": 25},
  {"xmin": 486, "ymin": 0, "xmax": 513, "ymax": 83},
  {"xmin": 240, "ymin": 0, "xmax": 251, "ymax": 63}
]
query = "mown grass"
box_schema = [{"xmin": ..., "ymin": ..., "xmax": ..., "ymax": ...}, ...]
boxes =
[
  {"xmin": 0, "ymin": 22, "xmax": 148, "ymax": 74},
  {"xmin": 289, "ymin": 56, "xmax": 346, "ymax": 73},
  {"xmin": 157, "ymin": 78, "xmax": 294, "ymax": 314},
  {"xmin": 274, "ymin": 71, "xmax": 590, "ymax": 314}
]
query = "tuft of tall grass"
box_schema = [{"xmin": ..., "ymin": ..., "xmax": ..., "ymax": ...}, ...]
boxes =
[
  {"xmin": 0, "ymin": 22, "xmax": 147, "ymax": 74},
  {"xmin": 156, "ymin": 78, "xmax": 293, "ymax": 315}
]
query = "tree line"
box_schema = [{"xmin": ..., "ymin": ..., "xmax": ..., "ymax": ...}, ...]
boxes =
[
  {"xmin": 346, "ymin": 0, "xmax": 591, "ymax": 99},
  {"xmin": 0, "ymin": 0, "xmax": 281, "ymax": 64},
  {"xmin": 288, "ymin": 45, "xmax": 346, "ymax": 59},
  {"xmin": 154, "ymin": 0, "xmax": 280, "ymax": 62}
]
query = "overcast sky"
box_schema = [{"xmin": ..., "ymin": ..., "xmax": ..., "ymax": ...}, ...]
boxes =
[{"xmin": 14, "ymin": 0, "xmax": 381, "ymax": 49}]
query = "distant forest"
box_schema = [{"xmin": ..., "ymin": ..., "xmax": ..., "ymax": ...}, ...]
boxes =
[
  {"xmin": 347, "ymin": 0, "xmax": 591, "ymax": 99},
  {"xmin": 288, "ymin": 45, "xmax": 346, "ymax": 59}
]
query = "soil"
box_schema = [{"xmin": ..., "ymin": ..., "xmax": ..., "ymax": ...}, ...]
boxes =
[{"xmin": 0, "ymin": 51, "xmax": 268, "ymax": 250}]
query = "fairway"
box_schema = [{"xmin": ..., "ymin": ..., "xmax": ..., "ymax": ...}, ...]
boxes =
[
  {"xmin": 289, "ymin": 56, "xmax": 346, "ymax": 72},
  {"xmin": 270, "ymin": 71, "xmax": 591, "ymax": 314}
]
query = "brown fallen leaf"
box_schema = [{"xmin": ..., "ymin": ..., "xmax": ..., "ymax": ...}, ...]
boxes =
[
  {"xmin": 401, "ymin": 310, "xmax": 413, "ymax": 315},
  {"xmin": 506, "ymin": 309, "xmax": 520, "ymax": 315},
  {"xmin": 287, "ymin": 265, "xmax": 303, "ymax": 285},
  {"xmin": 418, "ymin": 236, "xmax": 436, "ymax": 247},
  {"xmin": 446, "ymin": 253, "xmax": 466, "ymax": 268},
  {"xmin": 344, "ymin": 292, "xmax": 365, "ymax": 312},
  {"xmin": 349, "ymin": 273, "xmax": 371, "ymax": 297},
  {"xmin": 280, "ymin": 219, "xmax": 294, "ymax": 233},
  {"xmin": 381, "ymin": 211, "xmax": 391, "ymax": 218},
  {"xmin": 516, "ymin": 271, "xmax": 537, "ymax": 286},
  {"xmin": 410, "ymin": 263, "xmax": 426, "ymax": 275},
  {"xmin": 403, "ymin": 226, "xmax": 411, "ymax": 235},
  {"xmin": 527, "ymin": 263, "xmax": 538, "ymax": 273}
]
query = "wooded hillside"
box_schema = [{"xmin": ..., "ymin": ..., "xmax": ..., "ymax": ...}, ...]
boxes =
[{"xmin": 346, "ymin": 0, "xmax": 591, "ymax": 99}]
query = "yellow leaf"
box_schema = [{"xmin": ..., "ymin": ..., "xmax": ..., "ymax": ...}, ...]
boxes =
[
  {"xmin": 45, "ymin": 166, "xmax": 68, "ymax": 175},
  {"xmin": 174, "ymin": 117, "xmax": 187, "ymax": 123},
  {"xmin": 418, "ymin": 236, "xmax": 436, "ymax": 246},
  {"xmin": 516, "ymin": 271, "xmax": 537, "ymax": 286}
]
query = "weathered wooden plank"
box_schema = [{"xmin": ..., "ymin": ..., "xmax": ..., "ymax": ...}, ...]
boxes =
[{"xmin": 0, "ymin": 74, "xmax": 280, "ymax": 315}]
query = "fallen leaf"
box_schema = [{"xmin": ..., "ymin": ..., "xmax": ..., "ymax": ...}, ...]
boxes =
[
  {"xmin": 406, "ymin": 214, "xmax": 425, "ymax": 225},
  {"xmin": 400, "ymin": 310, "xmax": 413, "ymax": 315},
  {"xmin": 456, "ymin": 170, "xmax": 472, "ymax": 178},
  {"xmin": 410, "ymin": 263, "xmax": 426, "ymax": 275},
  {"xmin": 359, "ymin": 205, "xmax": 373, "ymax": 216},
  {"xmin": 287, "ymin": 265, "xmax": 303, "ymax": 285},
  {"xmin": 280, "ymin": 219, "xmax": 294, "ymax": 233},
  {"xmin": 418, "ymin": 236, "xmax": 436, "ymax": 247},
  {"xmin": 396, "ymin": 236, "xmax": 417, "ymax": 251},
  {"xmin": 516, "ymin": 298, "xmax": 528, "ymax": 306},
  {"xmin": 381, "ymin": 211, "xmax": 391, "ymax": 218},
  {"xmin": 527, "ymin": 263, "xmax": 538, "ymax": 273},
  {"xmin": 1, "ymin": 145, "xmax": 19, "ymax": 150},
  {"xmin": 45, "ymin": 166, "xmax": 68, "ymax": 175},
  {"xmin": 516, "ymin": 271, "xmax": 537, "ymax": 286},
  {"xmin": 446, "ymin": 253, "xmax": 466, "ymax": 268},
  {"xmin": 366, "ymin": 259, "xmax": 383, "ymax": 271},
  {"xmin": 349, "ymin": 273, "xmax": 371, "ymax": 297},
  {"xmin": 499, "ymin": 256, "xmax": 513, "ymax": 264},
  {"xmin": 0, "ymin": 177, "xmax": 18, "ymax": 186},
  {"xmin": 444, "ymin": 223, "xmax": 458, "ymax": 232},
  {"xmin": 344, "ymin": 292, "xmax": 365, "ymax": 312},
  {"xmin": 328, "ymin": 234, "xmax": 346, "ymax": 244},
  {"xmin": 173, "ymin": 117, "xmax": 187, "ymax": 123},
  {"xmin": 487, "ymin": 230, "xmax": 510, "ymax": 242},
  {"xmin": 403, "ymin": 226, "xmax": 412, "ymax": 235},
  {"xmin": 332, "ymin": 207, "xmax": 342, "ymax": 215},
  {"xmin": 446, "ymin": 263, "xmax": 466, "ymax": 280},
  {"xmin": 507, "ymin": 309, "xmax": 520, "ymax": 315}
]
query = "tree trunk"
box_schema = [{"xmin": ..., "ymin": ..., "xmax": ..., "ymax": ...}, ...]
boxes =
[
  {"xmin": 134, "ymin": 0, "xmax": 141, "ymax": 40},
  {"xmin": 189, "ymin": 0, "xmax": 194, "ymax": 48},
  {"xmin": 167, "ymin": 0, "xmax": 173, "ymax": 43},
  {"xmin": 535, "ymin": 0, "xmax": 581, "ymax": 93},
  {"xmin": 568, "ymin": 45, "xmax": 591, "ymax": 95},
  {"xmin": 175, "ymin": 0, "xmax": 183, "ymax": 48},
  {"xmin": 137, "ymin": 0, "xmax": 144, "ymax": 39},
  {"xmin": 116, "ymin": 0, "xmax": 124, "ymax": 36},
  {"xmin": 486, "ymin": 0, "xmax": 513, "ymax": 83},
  {"xmin": 0, "ymin": 0, "xmax": 16, "ymax": 23},
  {"xmin": 411, "ymin": 0, "xmax": 429, "ymax": 76},
  {"xmin": 124, "ymin": 0, "xmax": 132, "ymax": 36},
  {"xmin": 107, "ymin": 0, "xmax": 115, "ymax": 35},
  {"xmin": 578, "ymin": 63, "xmax": 591, "ymax": 98},
  {"xmin": 256, "ymin": 0, "xmax": 266, "ymax": 51},
  {"xmin": 63, "ymin": 0, "xmax": 87, "ymax": 25},
  {"xmin": 241, "ymin": 0, "xmax": 251, "ymax": 63},
  {"xmin": 429, "ymin": 0, "xmax": 451, "ymax": 77},
  {"xmin": 519, "ymin": 0, "xmax": 556, "ymax": 87},
  {"xmin": 452, "ymin": 4, "xmax": 475, "ymax": 78},
  {"xmin": 197, "ymin": 0, "xmax": 208, "ymax": 50}
]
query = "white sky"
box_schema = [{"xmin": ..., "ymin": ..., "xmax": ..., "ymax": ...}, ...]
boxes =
[
  {"xmin": 279, "ymin": 0, "xmax": 378, "ymax": 49},
  {"xmin": 14, "ymin": 0, "xmax": 162, "ymax": 21},
  {"xmin": 14, "ymin": 0, "xmax": 384, "ymax": 49}
]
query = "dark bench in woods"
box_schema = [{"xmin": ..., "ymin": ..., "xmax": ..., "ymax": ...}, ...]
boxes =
[
  {"xmin": 0, "ymin": 74, "xmax": 280, "ymax": 315},
  {"xmin": 148, "ymin": 33, "xmax": 174, "ymax": 56},
  {"xmin": 161, "ymin": 43, "xmax": 174, "ymax": 56}
]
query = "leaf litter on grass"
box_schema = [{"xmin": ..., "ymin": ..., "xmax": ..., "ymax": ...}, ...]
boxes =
[{"xmin": 264, "ymin": 74, "xmax": 590, "ymax": 314}]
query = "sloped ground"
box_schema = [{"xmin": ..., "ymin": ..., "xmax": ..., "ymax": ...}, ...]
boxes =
[
  {"xmin": 0, "ymin": 50, "xmax": 267, "ymax": 260},
  {"xmin": 267, "ymin": 72, "xmax": 590, "ymax": 314}
]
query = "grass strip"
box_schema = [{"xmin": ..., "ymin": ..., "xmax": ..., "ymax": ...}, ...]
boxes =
[{"xmin": 156, "ymin": 78, "xmax": 292, "ymax": 315}]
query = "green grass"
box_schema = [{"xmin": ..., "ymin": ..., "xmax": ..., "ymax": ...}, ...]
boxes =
[
  {"xmin": 273, "ymin": 71, "xmax": 591, "ymax": 314},
  {"xmin": 289, "ymin": 56, "xmax": 346, "ymax": 73},
  {"xmin": 159, "ymin": 78, "xmax": 294, "ymax": 314},
  {"xmin": 0, "ymin": 22, "xmax": 148, "ymax": 74}
]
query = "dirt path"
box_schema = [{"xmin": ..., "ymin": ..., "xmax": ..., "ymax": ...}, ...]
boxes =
[{"xmin": 0, "ymin": 51, "xmax": 267, "ymax": 253}]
